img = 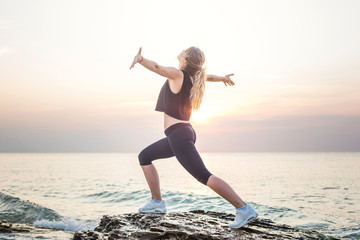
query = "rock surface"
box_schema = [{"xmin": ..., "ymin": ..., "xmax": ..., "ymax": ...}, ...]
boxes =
[
  {"xmin": 0, "ymin": 219, "xmax": 73, "ymax": 239},
  {"xmin": 73, "ymin": 210, "xmax": 341, "ymax": 240},
  {"xmin": 0, "ymin": 219, "xmax": 42, "ymax": 233}
]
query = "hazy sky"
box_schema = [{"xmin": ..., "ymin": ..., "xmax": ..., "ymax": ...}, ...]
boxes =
[{"xmin": 1, "ymin": 0, "xmax": 359, "ymax": 152}]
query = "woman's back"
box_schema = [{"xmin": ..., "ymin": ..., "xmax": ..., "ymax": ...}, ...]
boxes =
[{"xmin": 155, "ymin": 69, "xmax": 193, "ymax": 121}]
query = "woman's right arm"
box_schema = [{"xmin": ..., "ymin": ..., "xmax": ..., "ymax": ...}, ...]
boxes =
[
  {"xmin": 129, "ymin": 47, "xmax": 182, "ymax": 81},
  {"xmin": 207, "ymin": 74, "xmax": 235, "ymax": 86},
  {"xmin": 139, "ymin": 58, "xmax": 181, "ymax": 80}
]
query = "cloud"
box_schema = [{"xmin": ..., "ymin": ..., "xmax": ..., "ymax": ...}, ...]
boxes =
[
  {"xmin": 193, "ymin": 114, "xmax": 360, "ymax": 152},
  {"xmin": 0, "ymin": 47, "xmax": 10, "ymax": 56},
  {"xmin": 0, "ymin": 20, "xmax": 19, "ymax": 30},
  {"xmin": 0, "ymin": 21, "xmax": 10, "ymax": 29},
  {"xmin": 1, "ymin": 113, "xmax": 359, "ymax": 152}
]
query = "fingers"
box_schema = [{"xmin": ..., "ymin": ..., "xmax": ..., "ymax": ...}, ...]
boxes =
[
  {"xmin": 223, "ymin": 78, "xmax": 235, "ymax": 86},
  {"xmin": 224, "ymin": 73, "xmax": 235, "ymax": 86},
  {"xmin": 129, "ymin": 60, "xmax": 136, "ymax": 70},
  {"xmin": 130, "ymin": 47, "xmax": 142, "ymax": 70}
]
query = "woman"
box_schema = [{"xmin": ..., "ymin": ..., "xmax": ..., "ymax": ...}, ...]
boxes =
[{"xmin": 129, "ymin": 46, "xmax": 258, "ymax": 229}]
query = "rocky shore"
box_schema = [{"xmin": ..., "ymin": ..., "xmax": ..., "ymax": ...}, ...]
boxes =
[
  {"xmin": 0, "ymin": 211, "xmax": 344, "ymax": 240},
  {"xmin": 0, "ymin": 219, "xmax": 73, "ymax": 239},
  {"xmin": 73, "ymin": 210, "xmax": 341, "ymax": 240}
]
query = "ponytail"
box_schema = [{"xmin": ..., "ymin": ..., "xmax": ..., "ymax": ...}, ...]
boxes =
[
  {"xmin": 190, "ymin": 67, "xmax": 206, "ymax": 111},
  {"xmin": 182, "ymin": 46, "xmax": 206, "ymax": 111}
]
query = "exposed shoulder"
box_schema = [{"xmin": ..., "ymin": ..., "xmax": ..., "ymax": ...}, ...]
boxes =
[
  {"xmin": 168, "ymin": 69, "xmax": 184, "ymax": 83},
  {"xmin": 168, "ymin": 69, "xmax": 184, "ymax": 94}
]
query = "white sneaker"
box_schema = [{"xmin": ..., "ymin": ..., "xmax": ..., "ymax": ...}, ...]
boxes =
[
  {"xmin": 138, "ymin": 198, "xmax": 166, "ymax": 213},
  {"xmin": 228, "ymin": 205, "xmax": 258, "ymax": 229}
]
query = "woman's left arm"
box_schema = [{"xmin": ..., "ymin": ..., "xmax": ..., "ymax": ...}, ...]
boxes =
[
  {"xmin": 207, "ymin": 74, "xmax": 235, "ymax": 86},
  {"xmin": 129, "ymin": 47, "xmax": 182, "ymax": 80}
]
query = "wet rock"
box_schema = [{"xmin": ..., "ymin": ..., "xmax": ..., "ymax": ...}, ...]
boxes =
[
  {"xmin": 0, "ymin": 219, "xmax": 74, "ymax": 239},
  {"xmin": 0, "ymin": 220, "xmax": 32, "ymax": 233},
  {"xmin": 73, "ymin": 210, "xmax": 341, "ymax": 240}
]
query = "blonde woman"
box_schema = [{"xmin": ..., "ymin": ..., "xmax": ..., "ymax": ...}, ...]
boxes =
[{"xmin": 129, "ymin": 46, "xmax": 258, "ymax": 228}]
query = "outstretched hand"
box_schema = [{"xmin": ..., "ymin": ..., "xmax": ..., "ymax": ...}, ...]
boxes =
[
  {"xmin": 129, "ymin": 47, "xmax": 142, "ymax": 70},
  {"xmin": 223, "ymin": 74, "xmax": 235, "ymax": 86}
]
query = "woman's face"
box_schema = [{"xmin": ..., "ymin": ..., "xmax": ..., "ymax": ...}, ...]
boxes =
[{"xmin": 177, "ymin": 50, "xmax": 186, "ymax": 68}]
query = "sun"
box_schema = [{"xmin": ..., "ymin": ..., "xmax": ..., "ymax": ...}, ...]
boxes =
[{"xmin": 191, "ymin": 105, "xmax": 218, "ymax": 124}]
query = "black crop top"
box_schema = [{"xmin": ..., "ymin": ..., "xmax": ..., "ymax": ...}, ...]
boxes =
[{"xmin": 155, "ymin": 69, "xmax": 193, "ymax": 121}]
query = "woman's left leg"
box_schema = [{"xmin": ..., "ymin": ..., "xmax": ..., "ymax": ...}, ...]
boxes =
[
  {"xmin": 166, "ymin": 124, "xmax": 246, "ymax": 209},
  {"xmin": 206, "ymin": 175, "xmax": 246, "ymax": 209}
]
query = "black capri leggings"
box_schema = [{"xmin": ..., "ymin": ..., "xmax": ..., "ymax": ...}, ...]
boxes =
[{"xmin": 138, "ymin": 122, "xmax": 213, "ymax": 185}]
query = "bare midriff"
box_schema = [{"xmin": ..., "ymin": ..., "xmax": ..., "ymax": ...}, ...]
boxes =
[{"xmin": 164, "ymin": 113, "xmax": 190, "ymax": 130}]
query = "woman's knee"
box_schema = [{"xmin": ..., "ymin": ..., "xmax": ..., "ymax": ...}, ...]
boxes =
[
  {"xmin": 196, "ymin": 171, "xmax": 213, "ymax": 185},
  {"xmin": 138, "ymin": 150, "xmax": 152, "ymax": 166}
]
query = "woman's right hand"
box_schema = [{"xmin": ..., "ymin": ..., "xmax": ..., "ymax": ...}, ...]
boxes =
[{"xmin": 129, "ymin": 47, "xmax": 143, "ymax": 70}]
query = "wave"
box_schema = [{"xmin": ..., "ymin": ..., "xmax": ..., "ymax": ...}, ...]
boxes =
[
  {"xmin": 33, "ymin": 217, "xmax": 96, "ymax": 232},
  {"xmin": 0, "ymin": 191, "xmax": 62, "ymax": 224},
  {"xmin": 0, "ymin": 192, "xmax": 95, "ymax": 232}
]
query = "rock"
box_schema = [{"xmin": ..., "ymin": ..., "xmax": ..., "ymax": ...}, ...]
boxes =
[
  {"xmin": 0, "ymin": 220, "xmax": 31, "ymax": 233},
  {"xmin": 0, "ymin": 219, "xmax": 73, "ymax": 238},
  {"xmin": 73, "ymin": 210, "xmax": 341, "ymax": 240}
]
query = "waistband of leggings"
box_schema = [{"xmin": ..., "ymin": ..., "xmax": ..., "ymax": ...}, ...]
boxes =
[{"xmin": 164, "ymin": 122, "xmax": 192, "ymax": 136}]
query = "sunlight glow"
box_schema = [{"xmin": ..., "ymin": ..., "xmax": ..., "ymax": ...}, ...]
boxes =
[{"xmin": 191, "ymin": 102, "xmax": 222, "ymax": 124}]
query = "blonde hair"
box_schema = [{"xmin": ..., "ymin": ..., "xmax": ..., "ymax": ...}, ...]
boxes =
[{"xmin": 183, "ymin": 46, "xmax": 206, "ymax": 111}]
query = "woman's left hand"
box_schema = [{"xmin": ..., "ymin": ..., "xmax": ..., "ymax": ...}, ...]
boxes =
[
  {"xmin": 223, "ymin": 74, "xmax": 235, "ymax": 86},
  {"xmin": 129, "ymin": 47, "xmax": 143, "ymax": 70}
]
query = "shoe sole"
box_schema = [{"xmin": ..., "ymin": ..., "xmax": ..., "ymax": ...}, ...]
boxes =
[
  {"xmin": 229, "ymin": 213, "xmax": 258, "ymax": 229},
  {"xmin": 138, "ymin": 209, "xmax": 166, "ymax": 214}
]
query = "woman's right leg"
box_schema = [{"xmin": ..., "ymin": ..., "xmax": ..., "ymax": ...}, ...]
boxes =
[
  {"xmin": 141, "ymin": 165, "xmax": 162, "ymax": 201},
  {"xmin": 138, "ymin": 137, "xmax": 174, "ymax": 201}
]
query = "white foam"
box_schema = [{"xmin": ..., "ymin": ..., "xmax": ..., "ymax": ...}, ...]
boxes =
[{"xmin": 33, "ymin": 217, "xmax": 97, "ymax": 232}]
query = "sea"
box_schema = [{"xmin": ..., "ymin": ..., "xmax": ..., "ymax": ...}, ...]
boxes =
[{"xmin": 0, "ymin": 152, "xmax": 359, "ymax": 239}]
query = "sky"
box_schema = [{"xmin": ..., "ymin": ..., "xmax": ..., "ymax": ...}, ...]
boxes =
[{"xmin": 0, "ymin": 0, "xmax": 359, "ymax": 152}]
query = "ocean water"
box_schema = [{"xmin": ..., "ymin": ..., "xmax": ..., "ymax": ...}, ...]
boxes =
[{"xmin": 0, "ymin": 152, "xmax": 359, "ymax": 239}]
